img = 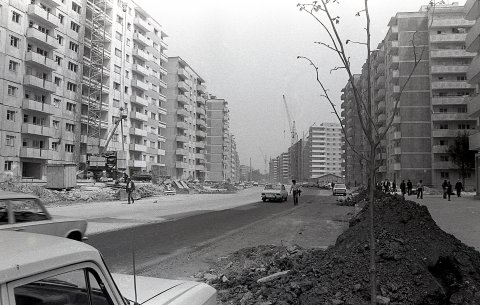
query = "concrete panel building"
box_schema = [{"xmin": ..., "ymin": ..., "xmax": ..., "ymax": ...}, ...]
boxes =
[
  {"xmin": 165, "ymin": 56, "xmax": 207, "ymax": 180},
  {"xmin": 205, "ymin": 98, "xmax": 229, "ymax": 182}
]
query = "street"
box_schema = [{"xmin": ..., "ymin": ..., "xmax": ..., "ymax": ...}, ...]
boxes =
[{"xmin": 86, "ymin": 188, "xmax": 353, "ymax": 280}]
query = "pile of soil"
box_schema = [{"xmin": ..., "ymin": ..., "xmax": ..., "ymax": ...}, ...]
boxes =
[{"xmin": 205, "ymin": 193, "xmax": 480, "ymax": 305}]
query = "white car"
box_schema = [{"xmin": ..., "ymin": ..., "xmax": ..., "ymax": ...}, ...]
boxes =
[
  {"xmin": 1, "ymin": 231, "xmax": 216, "ymax": 305},
  {"xmin": 261, "ymin": 184, "xmax": 288, "ymax": 202},
  {"xmin": 0, "ymin": 191, "xmax": 87, "ymax": 241},
  {"xmin": 332, "ymin": 183, "xmax": 347, "ymax": 196}
]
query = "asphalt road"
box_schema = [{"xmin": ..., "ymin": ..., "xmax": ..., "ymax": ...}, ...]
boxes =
[{"xmin": 87, "ymin": 189, "xmax": 352, "ymax": 279}]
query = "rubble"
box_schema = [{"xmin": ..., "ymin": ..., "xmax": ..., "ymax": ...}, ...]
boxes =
[{"xmin": 204, "ymin": 192, "xmax": 480, "ymax": 305}]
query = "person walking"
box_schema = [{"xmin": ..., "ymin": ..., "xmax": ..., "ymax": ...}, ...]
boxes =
[
  {"xmin": 290, "ymin": 179, "xmax": 301, "ymax": 206},
  {"xmin": 416, "ymin": 180, "xmax": 423, "ymax": 199},
  {"xmin": 455, "ymin": 179, "xmax": 463, "ymax": 198},
  {"xmin": 442, "ymin": 179, "xmax": 448, "ymax": 199},
  {"xmin": 400, "ymin": 180, "xmax": 406, "ymax": 198},
  {"xmin": 407, "ymin": 179, "xmax": 413, "ymax": 196},
  {"xmin": 392, "ymin": 180, "xmax": 397, "ymax": 194},
  {"xmin": 447, "ymin": 180, "xmax": 453, "ymax": 201},
  {"xmin": 126, "ymin": 177, "xmax": 136, "ymax": 204}
]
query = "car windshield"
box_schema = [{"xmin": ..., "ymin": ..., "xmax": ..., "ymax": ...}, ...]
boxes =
[{"xmin": 336, "ymin": 184, "xmax": 346, "ymax": 188}]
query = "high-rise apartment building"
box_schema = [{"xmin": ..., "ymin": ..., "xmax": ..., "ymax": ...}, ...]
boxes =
[
  {"xmin": 0, "ymin": 0, "xmax": 169, "ymax": 179},
  {"xmin": 165, "ymin": 56, "xmax": 207, "ymax": 180},
  {"xmin": 206, "ymin": 98, "xmax": 230, "ymax": 182},
  {"xmin": 278, "ymin": 152, "xmax": 290, "ymax": 184},
  {"xmin": 268, "ymin": 158, "xmax": 278, "ymax": 183}
]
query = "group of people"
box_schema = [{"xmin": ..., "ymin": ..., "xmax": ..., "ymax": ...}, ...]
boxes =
[
  {"xmin": 379, "ymin": 179, "xmax": 424, "ymax": 199},
  {"xmin": 441, "ymin": 179, "xmax": 463, "ymax": 201}
]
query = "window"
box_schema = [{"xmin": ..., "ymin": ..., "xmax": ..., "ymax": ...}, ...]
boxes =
[
  {"xmin": 459, "ymin": 124, "xmax": 471, "ymax": 130},
  {"xmin": 12, "ymin": 11, "xmax": 20, "ymax": 23},
  {"xmin": 112, "ymin": 134, "xmax": 118, "ymax": 142},
  {"xmin": 115, "ymin": 31, "xmax": 122, "ymax": 40},
  {"xmin": 58, "ymin": 13, "xmax": 64, "ymax": 24},
  {"xmin": 113, "ymin": 82, "xmax": 120, "ymax": 90},
  {"xmin": 7, "ymin": 110, "xmax": 15, "ymax": 121},
  {"xmin": 69, "ymin": 41, "xmax": 79, "ymax": 52},
  {"xmin": 440, "ymin": 156, "xmax": 450, "ymax": 162},
  {"xmin": 54, "ymin": 77, "xmax": 61, "ymax": 86},
  {"xmin": 126, "ymin": 54, "xmax": 130, "ymax": 62},
  {"xmin": 70, "ymin": 21, "xmax": 80, "ymax": 32},
  {"xmin": 6, "ymin": 135, "xmax": 15, "ymax": 146},
  {"xmin": 4, "ymin": 161, "xmax": 13, "ymax": 171},
  {"xmin": 66, "ymin": 123, "xmax": 75, "ymax": 132},
  {"xmin": 125, "ymin": 70, "xmax": 129, "ymax": 78},
  {"xmin": 68, "ymin": 62, "xmax": 78, "ymax": 72},
  {"xmin": 441, "ymin": 172, "xmax": 449, "ymax": 179},
  {"xmin": 127, "ymin": 22, "xmax": 131, "ymax": 30},
  {"xmin": 55, "ymin": 56, "xmax": 62, "ymax": 65},
  {"xmin": 116, "ymin": 15, "xmax": 123, "ymax": 25},
  {"xmin": 115, "ymin": 48, "xmax": 122, "ymax": 57},
  {"xmin": 8, "ymin": 60, "xmax": 18, "ymax": 72},
  {"xmin": 67, "ymin": 82, "xmax": 77, "ymax": 92},
  {"xmin": 65, "ymin": 143, "xmax": 75, "ymax": 152},
  {"xmin": 114, "ymin": 65, "xmax": 121, "ymax": 74},
  {"xmin": 124, "ymin": 86, "xmax": 128, "ymax": 94},
  {"xmin": 71, "ymin": 1, "xmax": 81, "ymax": 13},
  {"xmin": 57, "ymin": 34, "xmax": 64, "ymax": 45},
  {"xmin": 66, "ymin": 102, "xmax": 76, "ymax": 112},
  {"xmin": 439, "ymin": 108, "xmax": 448, "ymax": 113},
  {"xmin": 23, "ymin": 114, "xmax": 28, "ymax": 123},
  {"xmin": 53, "ymin": 120, "xmax": 59, "ymax": 129},
  {"xmin": 439, "ymin": 124, "xmax": 448, "ymax": 130},
  {"xmin": 8, "ymin": 85, "xmax": 17, "ymax": 96},
  {"xmin": 53, "ymin": 99, "xmax": 60, "ymax": 108},
  {"xmin": 52, "ymin": 142, "xmax": 58, "ymax": 151},
  {"xmin": 126, "ymin": 38, "xmax": 131, "ymax": 46},
  {"xmin": 10, "ymin": 35, "xmax": 19, "ymax": 47}
]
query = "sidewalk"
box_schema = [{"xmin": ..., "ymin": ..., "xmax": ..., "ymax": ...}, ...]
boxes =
[
  {"xmin": 409, "ymin": 192, "xmax": 480, "ymax": 250},
  {"xmin": 50, "ymin": 188, "xmax": 260, "ymax": 235}
]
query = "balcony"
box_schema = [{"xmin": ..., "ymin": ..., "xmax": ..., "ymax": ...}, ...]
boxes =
[
  {"xmin": 176, "ymin": 148, "xmax": 188, "ymax": 156},
  {"xmin": 22, "ymin": 99, "xmax": 52, "ymax": 114},
  {"xmin": 196, "ymin": 142, "xmax": 206, "ymax": 148},
  {"xmin": 129, "ymin": 144, "xmax": 147, "ymax": 152},
  {"xmin": 432, "ymin": 96, "xmax": 467, "ymax": 105},
  {"xmin": 178, "ymin": 81, "xmax": 190, "ymax": 92},
  {"xmin": 393, "ymin": 131, "xmax": 401, "ymax": 140},
  {"xmin": 196, "ymin": 107, "xmax": 206, "ymax": 115},
  {"xmin": 389, "ymin": 56, "xmax": 399, "ymax": 69},
  {"xmin": 431, "ymin": 18, "xmax": 475, "ymax": 28},
  {"xmin": 197, "ymin": 119, "xmax": 206, "ymax": 127},
  {"xmin": 133, "ymin": 17, "xmax": 152, "ymax": 32},
  {"xmin": 20, "ymin": 147, "xmax": 51, "ymax": 160},
  {"xmin": 176, "ymin": 135, "xmax": 189, "ymax": 142},
  {"xmin": 25, "ymin": 52, "xmax": 56, "ymax": 71},
  {"xmin": 430, "ymin": 49, "xmax": 475, "ymax": 59},
  {"xmin": 375, "ymin": 153, "xmax": 387, "ymax": 160},
  {"xmin": 388, "ymin": 25, "xmax": 398, "ymax": 40},
  {"xmin": 376, "ymin": 101, "xmax": 386, "ymax": 113},
  {"xmin": 178, "ymin": 68, "xmax": 188, "ymax": 79},
  {"xmin": 432, "ymin": 129, "xmax": 465, "ymax": 138},
  {"xmin": 195, "ymin": 153, "xmax": 205, "ymax": 160},
  {"xmin": 130, "ymin": 95, "xmax": 149, "ymax": 107},
  {"xmin": 430, "ymin": 33, "xmax": 467, "ymax": 44},
  {"xmin": 128, "ymin": 160, "xmax": 147, "ymax": 168},
  {"xmin": 196, "ymin": 130, "xmax": 207, "ymax": 138},
  {"xmin": 26, "ymin": 28, "xmax": 59, "ymax": 49},
  {"xmin": 375, "ymin": 89, "xmax": 385, "ymax": 101},
  {"xmin": 465, "ymin": 0, "xmax": 480, "ymax": 20},
  {"xmin": 131, "ymin": 78, "xmax": 149, "ymax": 91},
  {"xmin": 431, "ymin": 112, "xmax": 471, "ymax": 121},
  {"xmin": 431, "ymin": 81, "xmax": 474, "ymax": 90},
  {"xmin": 176, "ymin": 121, "xmax": 189, "ymax": 129},
  {"xmin": 177, "ymin": 108, "xmax": 189, "ymax": 117},
  {"xmin": 21, "ymin": 124, "xmax": 53, "ymax": 137},
  {"xmin": 23, "ymin": 75, "xmax": 55, "ymax": 93},
  {"xmin": 196, "ymin": 164, "xmax": 206, "ymax": 171},
  {"xmin": 432, "ymin": 145, "xmax": 448, "ymax": 154},
  {"xmin": 393, "ymin": 147, "xmax": 401, "ymax": 155},
  {"xmin": 467, "ymin": 55, "xmax": 480, "ymax": 83},
  {"xmin": 175, "ymin": 161, "xmax": 188, "ymax": 169},
  {"xmin": 133, "ymin": 48, "xmax": 150, "ymax": 61},
  {"xmin": 393, "ymin": 115, "xmax": 401, "ymax": 125},
  {"xmin": 433, "ymin": 161, "xmax": 456, "ymax": 170},
  {"xmin": 133, "ymin": 32, "xmax": 150, "ymax": 46},
  {"xmin": 27, "ymin": 5, "xmax": 60, "ymax": 28},
  {"xmin": 393, "ymin": 163, "xmax": 401, "ymax": 171},
  {"xmin": 130, "ymin": 111, "xmax": 148, "ymax": 121},
  {"xmin": 469, "ymin": 131, "xmax": 480, "ymax": 150},
  {"xmin": 197, "ymin": 84, "xmax": 206, "ymax": 93},
  {"xmin": 177, "ymin": 94, "xmax": 188, "ymax": 104},
  {"xmin": 197, "ymin": 96, "xmax": 206, "ymax": 104},
  {"xmin": 132, "ymin": 64, "xmax": 149, "ymax": 76},
  {"xmin": 431, "ymin": 65, "xmax": 469, "ymax": 74},
  {"xmin": 388, "ymin": 40, "xmax": 399, "ymax": 55},
  {"xmin": 392, "ymin": 85, "xmax": 401, "ymax": 97},
  {"xmin": 129, "ymin": 127, "xmax": 147, "ymax": 137}
]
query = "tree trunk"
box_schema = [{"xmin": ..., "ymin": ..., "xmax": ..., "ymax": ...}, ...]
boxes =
[{"xmin": 369, "ymin": 145, "xmax": 377, "ymax": 304}]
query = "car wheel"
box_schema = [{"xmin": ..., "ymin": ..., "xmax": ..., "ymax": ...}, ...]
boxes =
[
  {"xmin": 262, "ymin": 198, "xmax": 266, "ymax": 202},
  {"xmin": 67, "ymin": 231, "xmax": 82, "ymax": 241}
]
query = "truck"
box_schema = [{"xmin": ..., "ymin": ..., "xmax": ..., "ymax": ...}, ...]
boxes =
[{"xmin": 1, "ymin": 231, "xmax": 216, "ymax": 305}]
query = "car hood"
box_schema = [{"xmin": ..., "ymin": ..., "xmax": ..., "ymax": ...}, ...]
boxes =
[{"xmin": 112, "ymin": 273, "xmax": 216, "ymax": 305}]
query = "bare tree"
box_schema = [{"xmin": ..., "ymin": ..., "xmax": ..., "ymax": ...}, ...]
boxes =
[{"xmin": 297, "ymin": 0, "xmax": 442, "ymax": 303}]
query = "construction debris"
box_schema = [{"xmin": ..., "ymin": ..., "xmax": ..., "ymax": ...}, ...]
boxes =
[{"xmin": 203, "ymin": 192, "xmax": 480, "ymax": 305}]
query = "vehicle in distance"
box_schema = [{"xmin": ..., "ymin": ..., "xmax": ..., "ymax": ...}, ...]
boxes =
[
  {"xmin": 261, "ymin": 184, "xmax": 288, "ymax": 202},
  {"xmin": 1, "ymin": 231, "xmax": 216, "ymax": 305},
  {"xmin": 164, "ymin": 185, "xmax": 176, "ymax": 195},
  {"xmin": 332, "ymin": 183, "xmax": 347, "ymax": 196},
  {"xmin": 0, "ymin": 191, "xmax": 87, "ymax": 241}
]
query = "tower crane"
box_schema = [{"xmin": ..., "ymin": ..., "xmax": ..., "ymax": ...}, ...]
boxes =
[{"xmin": 283, "ymin": 95, "xmax": 298, "ymax": 146}]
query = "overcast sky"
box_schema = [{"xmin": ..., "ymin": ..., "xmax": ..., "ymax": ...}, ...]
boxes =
[{"xmin": 135, "ymin": 0, "xmax": 466, "ymax": 172}]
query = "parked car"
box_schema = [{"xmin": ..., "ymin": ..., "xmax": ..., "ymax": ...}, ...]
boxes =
[
  {"xmin": 1, "ymin": 231, "xmax": 216, "ymax": 305},
  {"xmin": 261, "ymin": 184, "xmax": 288, "ymax": 202},
  {"xmin": 164, "ymin": 185, "xmax": 176, "ymax": 195},
  {"xmin": 332, "ymin": 183, "xmax": 347, "ymax": 196},
  {"xmin": 0, "ymin": 191, "xmax": 87, "ymax": 241}
]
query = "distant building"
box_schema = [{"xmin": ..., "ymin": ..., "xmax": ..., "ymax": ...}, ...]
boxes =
[{"xmin": 206, "ymin": 98, "xmax": 230, "ymax": 182}]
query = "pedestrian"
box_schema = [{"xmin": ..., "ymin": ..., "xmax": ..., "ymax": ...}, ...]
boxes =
[
  {"xmin": 416, "ymin": 180, "xmax": 423, "ymax": 199},
  {"xmin": 392, "ymin": 180, "xmax": 397, "ymax": 194},
  {"xmin": 455, "ymin": 179, "xmax": 463, "ymax": 197},
  {"xmin": 447, "ymin": 180, "xmax": 453, "ymax": 201},
  {"xmin": 400, "ymin": 180, "xmax": 406, "ymax": 198},
  {"xmin": 123, "ymin": 173, "xmax": 129, "ymax": 183},
  {"xmin": 442, "ymin": 179, "xmax": 448, "ymax": 199},
  {"xmin": 383, "ymin": 179, "xmax": 389, "ymax": 193},
  {"xmin": 331, "ymin": 181, "xmax": 335, "ymax": 189},
  {"xmin": 407, "ymin": 179, "xmax": 413, "ymax": 196},
  {"xmin": 290, "ymin": 179, "xmax": 301, "ymax": 206},
  {"xmin": 126, "ymin": 177, "xmax": 135, "ymax": 204}
]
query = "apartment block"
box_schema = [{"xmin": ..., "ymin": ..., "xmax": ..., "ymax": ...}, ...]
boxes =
[
  {"xmin": 165, "ymin": 56, "xmax": 207, "ymax": 180},
  {"xmin": 0, "ymin": 0, "xmax": 169, "ymax": 179},
  {"xmin": 268, "ymin": 158, "xmax": 278, "ymax": 183},
  {"xmin": 278, "ymin": 152, "xmax": 290, "ymax": 184},
  {"xmin": 229, "ymin": 135, "xmax": 240, "ymax": 182},
  {"xmin": 205, "ymin": 98, "xmax": 230, "ymax": 182}
]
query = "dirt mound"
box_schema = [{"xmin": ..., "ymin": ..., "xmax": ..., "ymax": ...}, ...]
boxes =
[{"xmin": 206, "ymin": 193, "xmax": 480, "ymax": 304}]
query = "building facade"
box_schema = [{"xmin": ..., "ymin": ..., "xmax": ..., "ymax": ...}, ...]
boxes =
[
  {"xmin": 165, "ymin": 56, "xmax": 207, "ymax": 180},
  {"xmin": 205, "ymin": 98, "xmax": 230, "ymax": 182}
]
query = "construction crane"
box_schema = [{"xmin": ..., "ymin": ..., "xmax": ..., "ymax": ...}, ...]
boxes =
[{"xmin": 283, "ymin": 95, "xmax": 298, "ymax": 146}]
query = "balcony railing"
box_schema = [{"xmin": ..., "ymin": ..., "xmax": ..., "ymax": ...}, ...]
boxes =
[
  {"xmin": 432, "ymin": 96, "xmax": 467, "ymax": 105},
  {"xmin": 430, "ymin": 49, "xmax": 475, "ymax": 58},
  {"xmin": 431, "ymin": 112, "xmax": 471, "ymax": 121},
  {"xmin": 176, "ymin": 121, "xmax": 189, "ymax": 129},
  {"xmin": 175, "ymin": 161, "xmax": 188, "ymax": 169},
  {"xmin": 129, "ymin": 127, "xmax": 147, "ymax": 137},
  {"xmin": 23, "ymin": 75, "xmax": 55, "ymax": 93},
  {"xmin": 430, "ymin": 33, "xmax": 467, "ymax": 43},
  {"xmin": 176, "ymin": 148, "xmax": 188, "ymax": 156},
  {"xmin": 27, "ymin": 5, "xmax": 60, "ymax": 28},
  {"xmin": 431, "ymin": 81, "xmax": 475, "ymax": 90},
  {"xmin": 26, "ymin": 28, "xmax": 59, "ymax": 49},
  {"xmin": 128, "ymin": 160, "xmax": 147, "ymax": 168},
  {"xmin": 133, "ymin": 32, "xmax": 150, "ymax": 46},
  {"xmin": 196, "ymin": 84, "xmax": 206, "ymax": 93},
  {"xmin": 431, "ymin": 65, "xmax": 469, "ymax": 74},
  {"xmin": 130, "ymin": 95, "xmax": 149, "ymax": 107},
  {"xmin": 131, "ymin": 78, "xmax": 149, "ymax": 91},
  {"xmin": 132, "ymin": 64, "xmax": 149, "ymax": 76},
  {"xmin": 432, "ymin": 145, "xmax": 448, "ymax": 154},
  {"xmin": 176, "ymin": 135, "xmax": 189, "ymax": 142},
  {"xmin": 130, "ymin": 111, "xmax": 148, "ymax": 121},
  {"xmin": 19, "ymin": 147, "xmax": 52, "ymax": 159},
  {"xmin": 178, "ymin": 81, "xmax": 190, "ymax": 92},
  {"xmin": 133, "ymin": 17, "xmax": 152, "ymax": 32},
  {"xmin": 22, "ymin": 99, "xmax": 52, "ymax": 114},
  {"xmin": 132, "ymin": 48, "xmax": 150, "ymax": 61},
  {"xmin": 129, "ymin": 144, "xmax": 147, "ymax": 152},
  {"xmin": 21, "ymin": 124, "xmax": 53, "ymax": 137}
]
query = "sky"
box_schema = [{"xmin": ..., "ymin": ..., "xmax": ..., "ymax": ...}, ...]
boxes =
[{"xmin": 135, "ymin": 0, "xmax": 466, "ymax": 172}]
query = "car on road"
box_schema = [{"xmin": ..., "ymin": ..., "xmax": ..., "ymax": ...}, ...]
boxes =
[
  {"xmin": 261, "ymin": 184, "xmax": 288, "ymax": 202},
  {"xmin": 1, "ymin": 231, "xmax": 217, "ymax": 305},
  {"xmin": 332, "ymin": 183, "xmax": 347, "ymax": 196},
  {"xmin": 0, "ymin": 191, "xmax": 87, "ymax": 241}
]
